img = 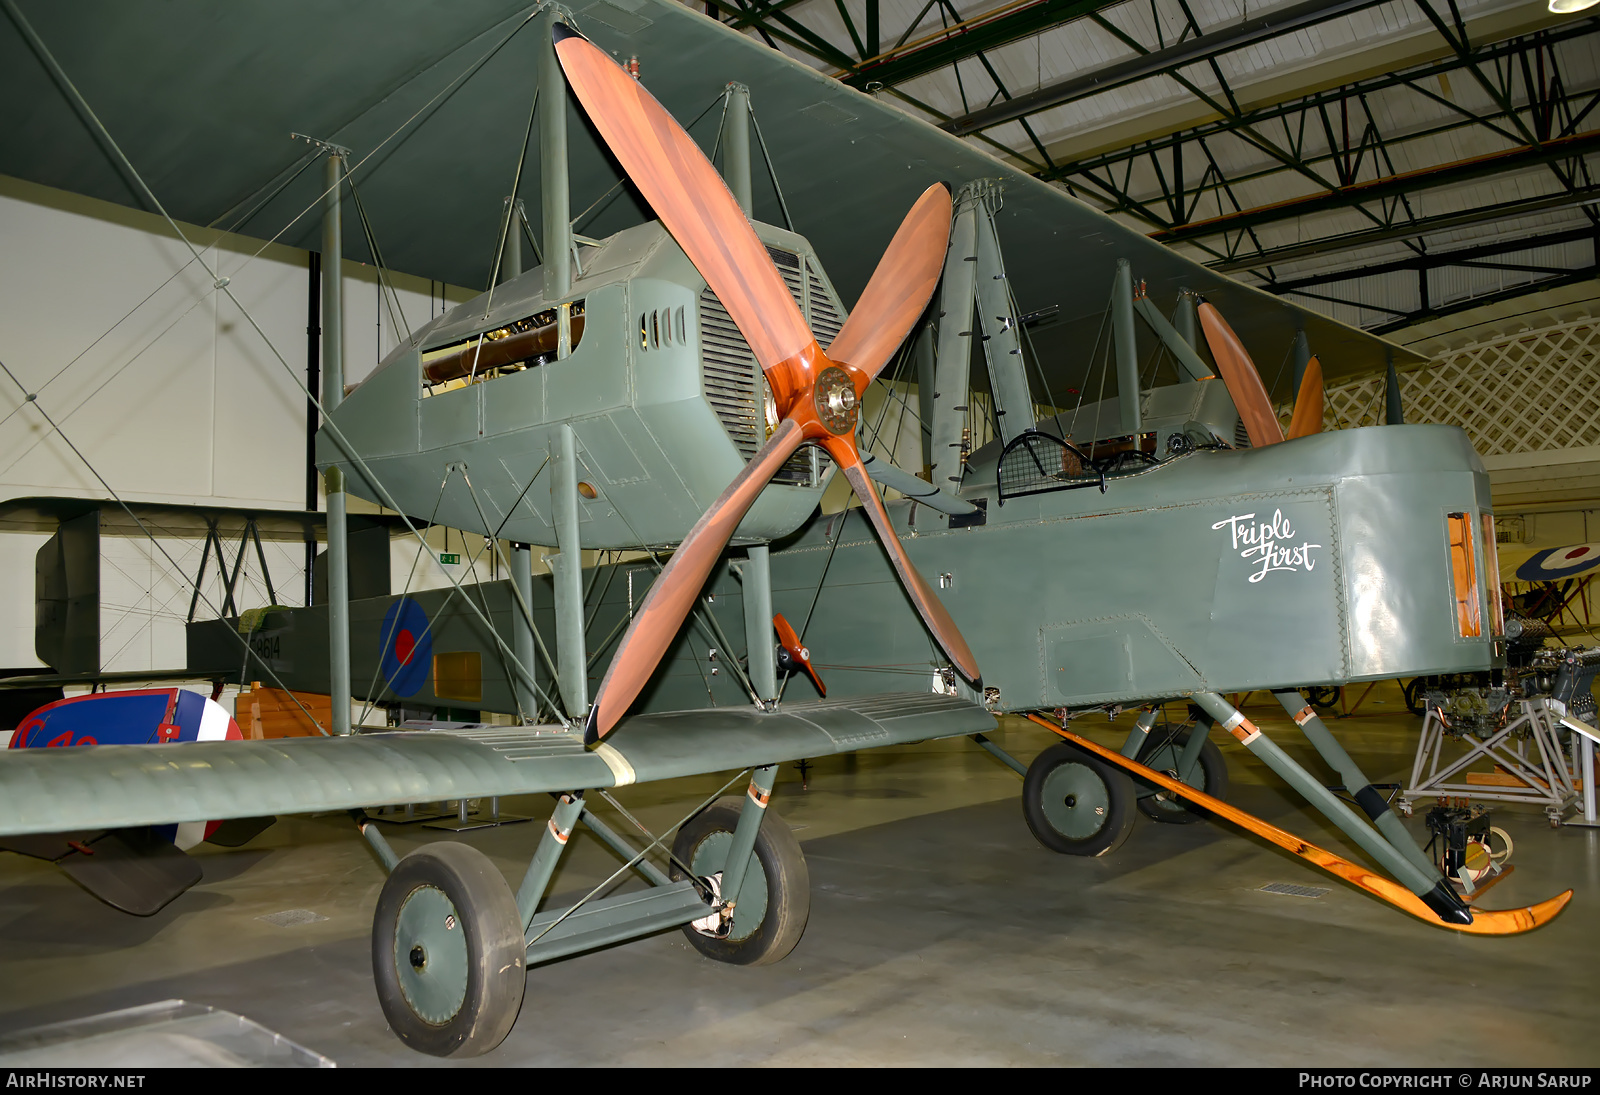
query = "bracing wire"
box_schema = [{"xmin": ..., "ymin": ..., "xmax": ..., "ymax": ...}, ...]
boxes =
[
  {"xmin": 11, "ymin": 20, "xmax": 553, "ymax": 727},
  {"xmin": 344, "ymin": 169, "xmax": 414, "ymax": 348}
]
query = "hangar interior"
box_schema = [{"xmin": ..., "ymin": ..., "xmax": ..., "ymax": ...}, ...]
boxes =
[{"xmin": 0, "ymin": 0, "xmax": 1598, "ymax": 1068}]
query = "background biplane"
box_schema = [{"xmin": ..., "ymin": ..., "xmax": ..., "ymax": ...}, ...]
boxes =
[{"xmin": 0, "ymin": 0, "xmax": 1573, "ymax": 1059}]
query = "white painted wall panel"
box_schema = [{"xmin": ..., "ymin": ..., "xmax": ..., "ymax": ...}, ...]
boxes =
[{"xmin": 0, "ymin": 176, "xmax": 473, "ymax": 673}]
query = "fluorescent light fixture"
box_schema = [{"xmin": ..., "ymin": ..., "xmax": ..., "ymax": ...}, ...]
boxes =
[{"xmin": 1550, "ymin": 0, "xmax": 1600, "ymax": 12}]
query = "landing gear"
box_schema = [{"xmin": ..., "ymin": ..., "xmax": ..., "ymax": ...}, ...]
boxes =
[
  {"xmin": 1305, "ymin": 686, "xmax": 1340, "ymax": 710},
  {"xmin": 373, "ymin": 842, "xmax": 526, "ymax": 1058},
  {"xmin": 1403, "ymin": 678, "xmax": 1426, "ymax": 716},
  {"xmin": 1022, "ymin": 742, "xmax": 1136, "ymax": 856},
  {"xmin": 670, "ymin": 797, "xmax": 810, "ymax": 966},
  {"xmin": 1135, "ymin": 723, "xmax": 1229, "ymax": 824}
]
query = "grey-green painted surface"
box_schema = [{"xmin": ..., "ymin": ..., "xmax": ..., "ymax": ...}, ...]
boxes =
[
  {"xmin": 971, "ymin": 184, "xmax": 1032, "ymax": 445},
  {"xmin": 523, "ymin": 880, "xmax": 709, "ymax": 966},
  {"xmin": 0, "ymin": 0, "xmax": 1419, "ymax": 396},
  {"xmin": 219, "ymin": 424, "xmax": 1498, "ymax": 724},
  {"xmin": 319, "ymin": 219, "xmax": 836, "ymax": 550},
  {"xmin": 930, "ymin": 187, "xmax": 979, "ymax": 492},
  {"xmin": 0, "ymin": 694, "xmax": 992, "ymax": 834}
]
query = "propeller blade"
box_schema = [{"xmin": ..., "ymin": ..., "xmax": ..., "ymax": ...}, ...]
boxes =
[
  {"xmin": 826, "ymin": 183, "xmax": 953, "ymax": 383},
  {"xmin": 554, "ymin": 26, "xmax": 817, "ymax": 405},
  {"xmin": 584, "ymin": 418, "xmax": 807, "ymax": 743},
  {"xmin": 1286, "ymin": 354, "xmax": 1324, "ymax": 440},
  {"xmin": 824, "ymin": 436, "xmax": 981, "ymax": 683},
  {"xmin": 1197, "ymin": 303, "xmax": 1286, "ymax": 449},
  {"xmin": 773, "ymin": 613, "xmax": 826, "ymax": 696}
]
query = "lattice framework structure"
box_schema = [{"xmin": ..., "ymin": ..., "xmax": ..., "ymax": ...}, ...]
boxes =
[{"xmin": 1287, "ymin": 318, "xmax": 1600, "ymax": 457}]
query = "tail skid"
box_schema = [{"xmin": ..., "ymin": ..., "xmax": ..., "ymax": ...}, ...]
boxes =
[{"xmin": 1023, "ymin": 713, "xmax": 1572, "ymax": 935}]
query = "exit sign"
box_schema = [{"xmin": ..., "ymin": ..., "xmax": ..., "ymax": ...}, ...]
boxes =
[{"xmin": 438, "ymin": 552, "xmax": 461, "ymax": 565}]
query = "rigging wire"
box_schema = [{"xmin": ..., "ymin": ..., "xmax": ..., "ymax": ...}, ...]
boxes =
[
  {"xmin": 0, "ymin": 357, "xmax": 332, "ymax": 734},
  {"xmin": 572, "ymin": 91, "xmax": 726, "ymax": 236},
  {"xmin": 344, "ymin": 167, "xmax": 414, "ymax": 348},
  {"xmin": 38, "ymin": 89, "xmax": 552, "ymax": 731},
  {"xmin": 482, "ymin": 83, "xmax": 541, "ymax": 311}
]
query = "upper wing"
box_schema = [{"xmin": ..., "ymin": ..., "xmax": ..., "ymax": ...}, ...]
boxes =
[{"xmin": 0, "ymin": 694, "xmax": 993, "ymax": 835}]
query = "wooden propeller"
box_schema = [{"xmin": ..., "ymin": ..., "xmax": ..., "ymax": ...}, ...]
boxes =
[
  {"xmin": 1026, "ymin": 714, "xmax": 1571, "ymax": 935},
  {"xmin": 1286, "ymin": 354, "xmax": 1324, "ymax": 440},
  {"xmin": 555, "ymin": 26, "xmax": 979, "ymax": 743},
  {"xmin": 1197, "ymin": 303, "xmax": 1286, "ymax": 449},
  {"xmin": 774, "ymin": 613, "xmax": 825, "ymax": 696}
]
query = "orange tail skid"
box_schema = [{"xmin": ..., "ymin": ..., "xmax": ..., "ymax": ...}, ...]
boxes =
[{"xmin": 1023, "ymin": 714, "xmax": 1571, "ymax": 935}]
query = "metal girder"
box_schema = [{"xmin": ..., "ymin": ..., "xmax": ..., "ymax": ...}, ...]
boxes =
[
  {"xmin": 1150, "ymin": 129, "xmax": 1600, "ymax": 245},
  {"xmin": 1368, "ymin": 264, "xmax": 1600, "ymax": 334},
  {"xmin": 942, "ymin": 0, "xmax": 1384, "ymax": 136},
  {"xmin": 1053, "ymin": 21, "xmax": 1600, "ymax": 184},
  {"xmin": 1211, "ymin": 184, "xmax": 1600, "ymax": 272},
  {"xmin": 838, "ymin": 0, "xmax": 1118, "ymax": 89},
  {"xmin": 1261, "ymin": 224, "xmax": 1599, "ymax": 294},
  {"xmin": 1035, "ymin": 20, "xmax": 1600, "ymax": 264}
]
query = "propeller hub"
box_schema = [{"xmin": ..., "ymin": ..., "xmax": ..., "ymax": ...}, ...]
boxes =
[{"xmin": 813, "ymin": 367, "xmax": 859, "ymax": 435}]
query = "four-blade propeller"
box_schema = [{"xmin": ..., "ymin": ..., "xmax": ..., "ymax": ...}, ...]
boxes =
[
  {"xmin": 554, "ymin": 26, "xmax": 979, "ymax": 743},
  {"xmin": 1197, "ymin": 302, "xmax": 1324, "ymax": 447}
]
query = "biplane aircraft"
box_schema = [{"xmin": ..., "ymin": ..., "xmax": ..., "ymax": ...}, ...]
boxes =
[{"xmin": 0, "ymin": 0, "xmax": 1574, "ymax": 1060}]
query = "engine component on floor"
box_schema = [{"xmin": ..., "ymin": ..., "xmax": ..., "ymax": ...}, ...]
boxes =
[{"xmin": 1423, "ymin": 803, "xmax": 1513, "ymax": 892}]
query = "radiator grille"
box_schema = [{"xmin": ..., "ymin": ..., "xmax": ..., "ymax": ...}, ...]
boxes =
[
  {"xmin": 698, "ymin": 246, "xmax": 842, "ymax": 488},
  {"xmin": 1234, "ymin": 417, "xmax": 1252, "ymax": 449},
  {"xmin": 807, "ymin": 259, "xmax": 844, "ymax": 348},
  {"xmin": 698, "ymin": 290, "xmax": 762, "ymax": 460}
]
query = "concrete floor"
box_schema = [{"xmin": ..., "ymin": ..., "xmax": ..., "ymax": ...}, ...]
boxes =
[{"xmin": 0, "ymin": 682, "xmax": 1595, "ymax": 1066}]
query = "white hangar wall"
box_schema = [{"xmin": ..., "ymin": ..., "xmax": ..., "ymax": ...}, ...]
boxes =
[{"xmin": 0, "ymin": 175, "xmax": 471, "ymax": 670}]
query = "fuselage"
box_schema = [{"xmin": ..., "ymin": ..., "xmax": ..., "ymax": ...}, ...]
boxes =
[{"xmin": 224, "ymin": 421, "xmax": 1500, "ymax": 719}]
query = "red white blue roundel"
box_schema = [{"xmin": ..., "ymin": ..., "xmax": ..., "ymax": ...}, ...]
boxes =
[
  {"xmin": 380, "ymin": 597, "xmax": 431, "ymax": 698},
  {"xmin": 1516, "ymin": 544, "xmax": 1600, "ymax": 582},
  {"xmin": 8, "ymin": 688, "xmax": 240, "ymax": 749},
  {"xmin": 7, "ymin": 689, "xmax": 241, "ymax": 849}
]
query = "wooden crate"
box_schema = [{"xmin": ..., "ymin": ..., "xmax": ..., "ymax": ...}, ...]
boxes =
[
  {"xmin": 235, "ymin": 682, "xmax": 332, "ymax": 739},
  {"xmin": 1464, "ymin": 768, "xmax": 1583, "ymax": 792}
]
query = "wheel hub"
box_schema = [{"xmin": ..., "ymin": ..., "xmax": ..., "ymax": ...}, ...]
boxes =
[
  {"xmin": 1039, "ymin": 762, "xmax": 1112, "ymax": 839},
  {"xmin": 689, "ymin": 831, "xmax": 768, "ymax": 942},
  {"xmin": 813, "ymin": 367, "xmax": 859, "ymax": 435},
  {"xmin": 394, "ymin": 884, "xmax": 469, "ymax": 1025}
]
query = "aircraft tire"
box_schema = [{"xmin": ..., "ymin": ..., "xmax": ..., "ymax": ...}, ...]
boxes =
[
  {"xmin": 1022, "ymin": 743, "xmax": 1136, "ymax": 856},
  {"xmin": 372, "ymin": 841, "xmax": 526, "ymax": 1058},
  {"xmin": 670, "ymin": 797, "xmax": 809, "ymax": 966},
  {"xmin": 1135, "ymin": 724, "xmax": 1229, "ymax": 824}
]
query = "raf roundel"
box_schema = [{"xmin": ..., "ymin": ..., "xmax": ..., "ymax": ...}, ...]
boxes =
[
  {"xmin": 1514, "ymin": 543, "xmax": 1600, "ymax": 582},
  {"xmin": 380, "ymin": 597, "xmax": 433, "ymax": 698}
]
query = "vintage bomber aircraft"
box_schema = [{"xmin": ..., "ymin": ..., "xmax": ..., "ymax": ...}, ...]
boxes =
[{"xmin": 0, "ymin": 8, "xmax": 1573, "ymax": 1061}]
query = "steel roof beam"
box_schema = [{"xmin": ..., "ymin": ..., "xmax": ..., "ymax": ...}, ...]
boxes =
[
  {"xmin": 1367, "ymin": 263, "xmax": 1599, "ymax": 334},
  {"xmin": 1210, "ymin": 185, "xmax": 1600, "ymax": 272},
  {"xmin": 1045, "ymin": 20, "xmax": 1600, "ymax": 180},
  {"xmin": 1252, "ymin": 224, "xmax": 1599, "ymax": 292},
  {"xmin": 941, "ymin": 0, "xmax": 1385, "ymax": 136},
  {"xmin": 838, "ymin": 0, "xmax": 1119, "ymax": 89},
  {"xmin": 1149, "ymin": 129, "xmax": 1600, "ymax": 244}
]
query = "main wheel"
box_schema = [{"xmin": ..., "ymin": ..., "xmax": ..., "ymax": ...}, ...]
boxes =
[
  {"xmin": 373, "ymin": 842, "xmax": 526, "ymax": 1058},
  {"xmin": 669, "ymin": 797, "xmax": 809, "ymax": 966},
  {"xmin": 1022, "ymin": 742, "xmax": 1136, "ymax": 856},
  {"xmin": 1135, "ymin": 723, "xmax": 1229, "ymax": 824},
  {"xmin": 1305, "ymin": 686, "xmax": 1340, "ymax": 709},
  {"xmin": 1402, "ymin": 678, "xmax": 1426, "ymax": 716}
]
